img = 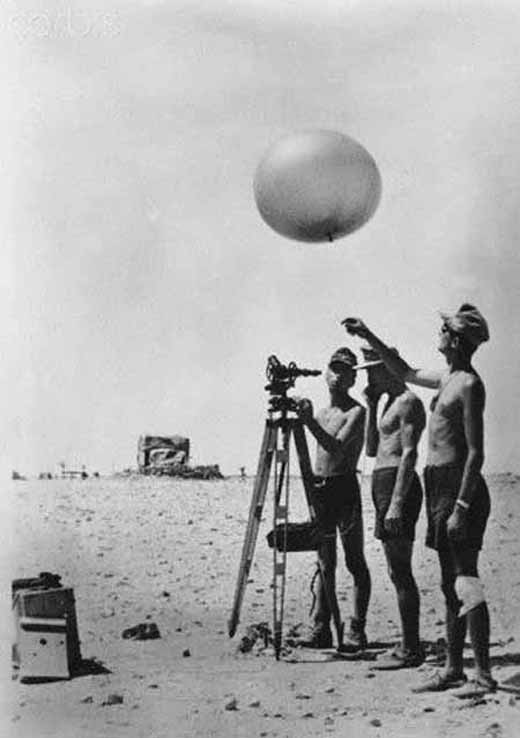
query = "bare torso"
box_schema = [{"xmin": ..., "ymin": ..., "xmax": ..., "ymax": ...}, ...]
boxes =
[
  {"xmin": 375, "ymin": 390, "xmax": 425, "ymax": 470},
  {"xmin": 427, "ymin": 370, "xmax": 484, "ymax": 467},
  {"xmin": 314, "ymin": 403, "xmax": 365, "ymax": 477}
]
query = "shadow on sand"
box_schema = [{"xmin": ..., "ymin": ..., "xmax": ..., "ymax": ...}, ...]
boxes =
[{"xmin": 17, "ymin": 657, "xmax": 111, "ymax": 685}]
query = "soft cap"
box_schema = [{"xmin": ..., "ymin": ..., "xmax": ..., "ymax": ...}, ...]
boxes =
[
  {"xmin": 440, "ymin": 303, "xmax": 489, "ymax": 346},
  {"xmin": 329, "ymin": 347, "xmax": 358, "ymax": 368}
]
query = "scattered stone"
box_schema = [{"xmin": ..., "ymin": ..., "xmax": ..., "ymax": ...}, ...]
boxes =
[
  {"xmin": 295, "ymin": 693, "xmax": 311, "ymax": 700},
  {"xmin": 302, "ymin": 712, "xmax": 314, "ymax": 718},
  {"xmin": 162, "ymin": 591, "xmax": 171, "ymax": 598},
  {"xmin": 237, "ymin": 622, "xmax": 272, "ymax": 653},
  {"xmin": 102, "ymin": 694, "xmax": 124, "ymax": 706},
  {"xmin": 122, "ymin": 622, "xmax": 161, "ymax": 640},
  {"xmin": 148, "ymin": 684, "xmax": 159, "ymax": 689},
  {"xmin": 370, "ymin": 718, "xmax": 382, "ymax": 727},
  {"xmin": 365, "ymin": 672, "xmax": 376, "ymax": 679},
  {"xmin": 81, "ymin": 696, "xmax": 94, "ymax": 704},
  {"xmin": 249, "ymin": 700, "xmax": 261, "ymax": 708},
  {"xmin": 484, "ymin": 722, "xmax": 503, "ymax": 737},
  {"xmin": 325, "ymin": 687, "xmax": 335, "ymax": 693},
  {"xmin": 182, "ymin": 649, "xmax": 191, "ymax": 657},
  {"xmin": 457, "ymin": 697, "xmax": 487, "ymax": 709},
  {"xmin": 225, "ymin": 698, "xmax": 238, "ymax": 711},
  {"xmin": 423, "ymin": 706, "xmax": 435, "ymax": 713}
]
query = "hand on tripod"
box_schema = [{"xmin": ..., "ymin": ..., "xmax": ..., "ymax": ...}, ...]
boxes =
[
  {"xmin": 228, "ymin": 355, "xmax": 345, "ymax": 656},
  {"xmin": 292, "ymin": 397, "xmax": 314, "ymax": 424}
]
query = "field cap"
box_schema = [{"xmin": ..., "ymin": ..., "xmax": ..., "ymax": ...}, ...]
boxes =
[
  {"xmin": 329, "ymin": 347, "xmax": 357, "ymax": 369},
  {"xmin": 440, "ymin": 303, "xmax": 489, "ymax": 346},
  {"xmin": 355, "ymin": 344, "xmax": 399, "ymax": 370}
]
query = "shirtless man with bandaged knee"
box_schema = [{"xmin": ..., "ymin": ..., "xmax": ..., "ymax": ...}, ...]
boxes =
[{"xmin": 343, "ymin": 305, "xmax": 496, "ymax": 696}]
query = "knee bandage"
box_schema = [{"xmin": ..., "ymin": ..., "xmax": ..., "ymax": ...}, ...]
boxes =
[{"xmin": 454, "ymin": 576, "xmax": 485, "ymax": 616}]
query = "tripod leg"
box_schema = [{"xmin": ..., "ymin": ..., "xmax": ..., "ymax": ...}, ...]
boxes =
[
  {"xmin": 228, "ymin": 420, "xmax": 276, "ymax": 638},
  {"xmin": 272, "ymin": 423, "xmax": 290, "ymax": 660},
  {"xmin": 292, "ymin": 419, "xmax": 345, "ymax": 649},
  {"xmin": 291, "ymin": 418, "xmax": 316, "ymax": 512}
]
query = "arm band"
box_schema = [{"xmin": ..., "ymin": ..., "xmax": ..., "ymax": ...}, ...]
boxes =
[{"xmin": 455, "ymin": 499, "xmax": 470, "ymax": 510}]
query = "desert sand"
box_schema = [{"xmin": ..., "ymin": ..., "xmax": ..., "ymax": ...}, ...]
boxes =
[{"xmin": 3, "ymin": 472, "xmax": 520, "ymax": 738}]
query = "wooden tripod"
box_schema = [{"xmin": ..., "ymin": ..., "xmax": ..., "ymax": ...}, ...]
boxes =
[{"xmin": 227, "ymin": 400, "xmax": 344, "ymax": 659}]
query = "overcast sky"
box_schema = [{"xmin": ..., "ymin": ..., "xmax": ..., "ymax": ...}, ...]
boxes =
[{"xmin": 3, "ymin": 0, "xmax": 520, "ymax": 476}]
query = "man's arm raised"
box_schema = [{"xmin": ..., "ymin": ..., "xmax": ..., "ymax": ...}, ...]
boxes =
[{"xmin": 342, "ymin": 317, "xmax": 442, "ymax": 390}]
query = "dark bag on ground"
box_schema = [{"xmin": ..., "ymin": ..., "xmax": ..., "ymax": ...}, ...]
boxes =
[{"xmin": 266, "ymin": 521, "xmax": 322, "ymax": 552}]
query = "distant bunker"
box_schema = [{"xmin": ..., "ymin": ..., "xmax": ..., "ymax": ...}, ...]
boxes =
[{"xmin": 137, "ymin": 435, "xmax": 223, "ymax": 480}]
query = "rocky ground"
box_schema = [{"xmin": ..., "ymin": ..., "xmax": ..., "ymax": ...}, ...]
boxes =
[{"xmin": 2, "ymin": 473, "xmax": 520, "ymax": 737}]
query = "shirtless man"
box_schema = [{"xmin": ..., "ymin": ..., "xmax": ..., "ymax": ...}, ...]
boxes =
[
  {"xmin": 344, "ymin": 305, "xmax": 496, "ymax": 694},
  {"xmin": 294, "ymin": 347, "xmax": 371, "ymax": 651},
  {"xmin": 356, "ymin": 345, "xmax": 426, "ymax": 669}
]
